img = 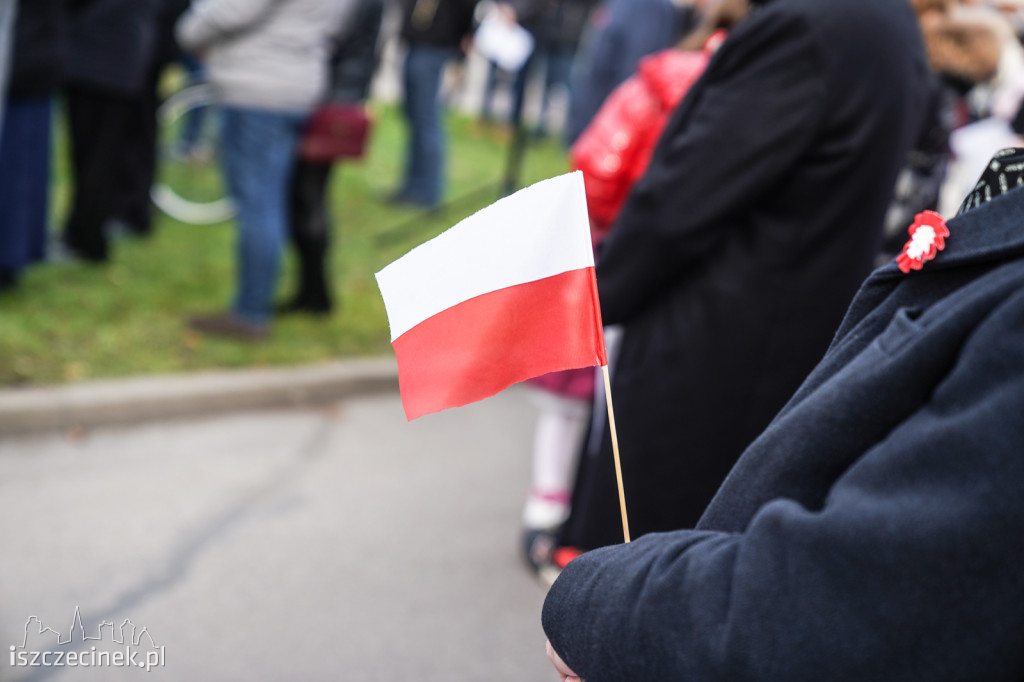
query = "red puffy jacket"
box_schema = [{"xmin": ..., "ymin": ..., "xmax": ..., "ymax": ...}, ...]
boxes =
[{"xmin": 571, "ymin": 39, "xmax": 719, "ymax": 234}]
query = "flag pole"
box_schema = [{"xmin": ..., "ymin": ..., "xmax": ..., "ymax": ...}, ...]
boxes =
[{"xmin": 601, "ymin": 364, "xmax": 630, "ymax": 543}]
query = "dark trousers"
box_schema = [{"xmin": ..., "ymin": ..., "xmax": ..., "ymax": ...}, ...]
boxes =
[
  {"xmin": 287, "ymin": 160, "xmax": 333, "ymax": 311},
  {"xmin": 110, "ymin": 69, "xmax": 160, "ymax": 235},
  {"xmin": 63, "ymin": 85, "xmax": 133, "ymax": 261}
]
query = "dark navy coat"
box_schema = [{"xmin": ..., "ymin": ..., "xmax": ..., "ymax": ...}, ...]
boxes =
[
  {"xmin": 65, "ymin": 0, "xmax": 160, "ymax": 94},
  {"xmin": 561, "ymin": 0, "xmax": 931, "ymax": 550},
  {"xmin": 543, "ymin": 185, "xmax": 1024, "ymax": 681}
]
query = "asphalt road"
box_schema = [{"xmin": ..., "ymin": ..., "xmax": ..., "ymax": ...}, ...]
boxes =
[{"xmin": 0, "ymin": 387, "xmax": 556, "ymax": 682}]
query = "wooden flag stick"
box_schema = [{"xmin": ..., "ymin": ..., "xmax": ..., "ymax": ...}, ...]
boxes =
[{"xmin": 601, "ymin": 364, "xmax": 631, "ymax": 543}]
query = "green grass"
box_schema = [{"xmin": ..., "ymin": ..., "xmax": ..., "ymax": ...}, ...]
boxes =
[{"xmin": 0, "ymin": 103, "xmax": 570, "ymax": 386}]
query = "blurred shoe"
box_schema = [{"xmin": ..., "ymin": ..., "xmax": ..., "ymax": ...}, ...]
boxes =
[
  {"xmin": 275, "ymin": 296, "xmax": 333, "ymax": 317},
  {"xmin": 47, "ymin": 239, "xmax": 74, "ymax": 263},
  {"xmin": 48, "ymin": 238, "xmax": 107, "ymax": 264},
  {"xmin": 537, "ymin": 545, "xmax": 584, "ymax": 588},
  {"xmin": 523, "ymin": 528, "xmax": 558, "ymax": 573},
  {"xmin": 0, "ymin": 270, "xmax": 17, "ymax": 291},
  {"xmin": 383, "ymin": 190, "xmax": 440, "ymax": 211},
  {"xmin": 104, "ymin": 218, "xmax": 150, "ymax": 240},
  {"xmin": 187, "ymin": 312, "xmax": 268, "ymax": 341},
  {"xmin": 522, "ymin": 527, "xmax": 585, "ymax": 587},
  {"xmin": 382, "ymin": 189, "xmax": 411, "ymax": 204}
]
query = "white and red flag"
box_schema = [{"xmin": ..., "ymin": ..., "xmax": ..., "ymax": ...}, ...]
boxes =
[{"xmin": 375, "ymin": 171, "xmax": 607, "ymax": 421}]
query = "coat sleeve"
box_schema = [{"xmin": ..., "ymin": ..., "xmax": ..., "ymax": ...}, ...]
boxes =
[
  {"xmin": 328, "ymin": 0, "xmax": 383, "ymax": 102},
  {"xmin": 176, "ymin": 0, "xmax": 280, "ymax": 51},
  {"xmin": 542, "ymin": 288, "xmax": 1024, "ymax": 681},
  {"xmin": 595, "ymin": 11, "xmax": 827, "ymax": 324}
]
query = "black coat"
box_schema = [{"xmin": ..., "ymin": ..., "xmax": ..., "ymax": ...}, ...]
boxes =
[
  {"xmin": 399, "ymin": 0, "xmax": 478, "ymax": 50},
  {"xmin": 153, "ymin": 0, "xmax": 192, "ymax": 70},
  {"xmin": 561, "ymin": 0, "xmax": 931, "ymax": 549},
  {"xmin": 64, "ymin": 0, "xmax": 160, "ymax": 94},
  {"xmin": 8, "ymin": 0, "xmax": 68, "ymax": 99},
  {"xmin": 328, "ymin": 0, "xmax": 384, "ymax": 103},
  {"xmin": 543, "ymin": 178, "xmax": 1024, "ymax": 682}
]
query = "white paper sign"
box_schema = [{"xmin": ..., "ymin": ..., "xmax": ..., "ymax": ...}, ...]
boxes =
[{"xmin": 473, "ymin": 15, "xmax": 535, "ymax": 72}]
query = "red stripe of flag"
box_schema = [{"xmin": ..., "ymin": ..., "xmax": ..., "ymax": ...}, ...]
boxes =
[{"xmin": 392, "ymin": 267, "xmax": 606, "ymax": 420}]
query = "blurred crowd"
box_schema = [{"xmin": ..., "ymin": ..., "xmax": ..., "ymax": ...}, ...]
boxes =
[
  {"xmin": 3, "ymin": 0, "xmax": 1024, "ymax": 674},
  {"xmin": 3, "ymin": 0, "xmax": 1024, "ymax": 574},
  {"xmin": 2, "ymin": 0, "xmax": 1016, "ymax": 326}
]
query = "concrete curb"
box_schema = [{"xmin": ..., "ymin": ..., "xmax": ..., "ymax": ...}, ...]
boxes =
[{"xmin": 0, "ymin": 357, "xmax": 400, "ymax": 437}]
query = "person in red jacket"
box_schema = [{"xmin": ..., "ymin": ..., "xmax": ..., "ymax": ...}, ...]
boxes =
[
  {"xmin": 521, "ymin": 3, "xmax": 744, "ymax": 580},
  {"xmin": 572, "ymin": 31, "xmax": 721, "ymax": 238}
]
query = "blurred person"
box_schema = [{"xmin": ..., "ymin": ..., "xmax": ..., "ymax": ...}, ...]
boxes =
[
  {"xmin": 881, "ymin": 0, "xmax": 1002, "ymax": 262},
  {"xmin": 574, "ymin": 6, "xmax": 736, "ymax": 236},
  {"xmin": 279, "ymin": 0, "xmax": 385, "ymax": 316},
  {"xmin": 177, "ymin": 0, "xmax": 354, "ymax": 340},
  {"xmin": 543, "ymin": 149, "xmax": 1024, "ymax": 682},
  {"xmin": 564, "ymin": 0, "xmax": 696, "ymax": 145},
  {"xmin": 389, "ymin": 0, "xmax": 482, "ymax": 209},
  {"xmin": 477, "ymin": 1, "xmax": 525, "ymax": 128},
  {"xmin": 520, "ymin": 367, "xmax": 594, "ymax": 575},
  {"xmin": 523, "ymin": 12, "xmax": 736, "ymax": 578},
  {"xmin": 0, "ymin": 0, "xmax": 65, "ymax": 291},
  {"xmin": 938, "ymin": 2, "xmax": 1024, "ymax": 214},
  {"xmin": 532, "ymin": 0, "xmax": 595, "ymax": 137},
  {"xmin": 962, "ymin": 0, "xmax": 1024, "ymax": 119},
  {"xmin": 557, "ymin": 0, "xmax": 931, "ymax": 553},
  {"xmin": 481, "ymin": 0, "xmax": 592, "ymax": 137},
  {"xmin": 106, "ymin": 0, "xmax": 192, "ymax": 239},
  {"xmin": 0, "ymin": 0, "xmax": 15, "ymax": 135},
  {"xmin": 60, "ymin": 0, "xmax": 160, "ymax": 263},
  {"xmin": 174, "ymin": 51, "xmax": 209, "ymax": 159}
]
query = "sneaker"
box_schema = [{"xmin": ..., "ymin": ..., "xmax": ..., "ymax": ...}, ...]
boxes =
[
  {"xmin": 187, "ymin": 312, "xmax": 268, "ymax": 341},
  {"xmin": 522, "ymin": 528, "xmax": 557, "ymax": 573}
]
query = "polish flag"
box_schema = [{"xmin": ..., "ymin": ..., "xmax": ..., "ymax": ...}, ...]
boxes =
[{"xmin": 376, "ymin": 172, "xmax": 607, "ymax": 420}]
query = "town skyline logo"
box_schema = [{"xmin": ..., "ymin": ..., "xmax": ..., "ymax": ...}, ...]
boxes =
[
  {"xmin": 11, "ymin": 606, "xmax": 165, "ymax": 672},
  {"xmin": 20, "ymin": 606, "xmax": 158, "ymax": 649}
]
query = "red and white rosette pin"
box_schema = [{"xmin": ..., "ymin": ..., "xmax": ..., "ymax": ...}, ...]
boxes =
[{"xmin": 896, "ymin": 210, "xmax": 949, "ymax": 274}]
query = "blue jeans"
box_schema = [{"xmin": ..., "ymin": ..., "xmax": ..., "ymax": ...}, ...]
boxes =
[
  {"xmin": 178, "ymin": 52, "xmax": 207, "ymax": 152},
  {"xmin": 401, "ymin": 45, "xmax": 456, "ymax": 206},
  {"xmin": 0, "ymin": 97, "xmax": 53, "ymax": 277},
  {"xmin": 219, "ymin": 107, "xmax": 306, "ymax": 326},
  {"xmin": 538, "ymin": 47, "xmax": 575, "ymax": 134}
]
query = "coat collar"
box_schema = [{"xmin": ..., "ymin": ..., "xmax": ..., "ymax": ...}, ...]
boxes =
[{"xmin": 873, "ymin": 183, "xmax": 1024, "ymax": 281}]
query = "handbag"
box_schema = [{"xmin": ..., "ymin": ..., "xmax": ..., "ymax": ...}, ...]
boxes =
[{"xmin": 297, "ymin": 103, "xmax": 372, "ymax": 162}]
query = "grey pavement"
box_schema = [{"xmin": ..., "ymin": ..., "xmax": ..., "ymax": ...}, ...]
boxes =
[{"xmin": 0, "ymin": 385, "xmax": 556, "ymax": 682}]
